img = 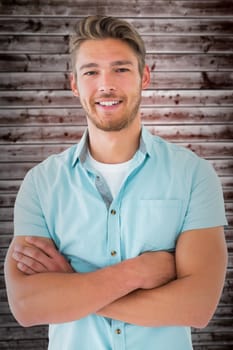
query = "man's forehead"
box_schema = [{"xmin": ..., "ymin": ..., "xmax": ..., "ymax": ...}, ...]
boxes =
[
  {"xmin": 79, "ymin": 60, "xmax": 134, "ymax": 71},
  {"xmin": 75, "ymin": 38, "xmax": 138, "ymax": 68}
]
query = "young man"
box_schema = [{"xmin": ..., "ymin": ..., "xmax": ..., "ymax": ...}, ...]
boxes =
[{"xmin": 5, "ymin": 16, "xmax": 228, "ymax": 350}]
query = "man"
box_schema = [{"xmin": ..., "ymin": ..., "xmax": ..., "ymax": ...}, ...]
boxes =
[{"xmin": 4, "ymin": 16, "xmax": 228, "ymax": 350}]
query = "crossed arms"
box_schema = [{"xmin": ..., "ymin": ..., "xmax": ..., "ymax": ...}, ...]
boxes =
[{"xmin": 4, "ymin": 226, "xmax": 227, "ymax": 328}]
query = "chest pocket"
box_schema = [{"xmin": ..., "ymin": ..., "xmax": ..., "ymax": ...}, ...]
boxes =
[{"xmin": 135, "ymin": 199, "xmax": 183, "ymax": 252}]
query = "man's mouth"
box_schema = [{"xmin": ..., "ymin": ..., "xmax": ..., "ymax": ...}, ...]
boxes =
[{"xmin": 95, "ymin": 100, "xmax": 122, "ymax": 107}]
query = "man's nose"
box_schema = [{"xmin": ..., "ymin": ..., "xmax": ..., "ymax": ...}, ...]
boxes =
[{"xmin": 98, "ymin": 73, "xmax": 116, "ymax": 93}]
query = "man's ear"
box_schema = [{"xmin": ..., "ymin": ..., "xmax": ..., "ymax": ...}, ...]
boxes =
[
  {"xmin": 70, "ymin": 73, "xmax": 79, "ymax": 96},
  {"xmin": 141, "ymin": 65, "xmax": 150, "ymax": 90}
]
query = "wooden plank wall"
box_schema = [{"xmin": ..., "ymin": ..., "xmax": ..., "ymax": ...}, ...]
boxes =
[{"xmin": 0, "ymin": 0, "xmax": 232, "ymax": 349}]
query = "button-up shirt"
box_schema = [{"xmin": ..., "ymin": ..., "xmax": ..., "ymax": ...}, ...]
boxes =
[{"xmin": 14, "ymin": 126, "xmax": 227, "ymax": 350}]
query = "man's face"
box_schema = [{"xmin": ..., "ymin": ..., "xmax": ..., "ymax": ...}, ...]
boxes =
[{"xmin": 72, "ymin": 38, "xmax": 149, "ymax": 132}]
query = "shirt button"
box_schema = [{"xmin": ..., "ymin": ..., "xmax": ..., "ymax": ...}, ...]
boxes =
[
  {"xmin": 115, "ymin": 328, "xmax": 121, "ymax": 334},
  {"xmin": 111, "ymin": 209, "xmax": 116, "ymax": 215},
  {"xmin": 111, "ymin": 250, "xmax": 117, "ymax": 256}
]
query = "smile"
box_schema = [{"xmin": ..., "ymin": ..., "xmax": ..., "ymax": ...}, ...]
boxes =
[{"xmin": 96, "ymin": 100, "xmax": 122, "ymax": 107}]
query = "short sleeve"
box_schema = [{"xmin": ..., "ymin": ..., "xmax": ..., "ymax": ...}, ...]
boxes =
[
  {"xmin": 181, "ymin": 158, "xmax": 228, "ymax": 232},
  {"xmin": 14, "ymin": 169, "xmax": 51, "ymax": 238}
]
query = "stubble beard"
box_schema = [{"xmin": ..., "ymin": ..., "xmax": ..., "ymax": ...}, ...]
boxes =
[{"xmin": 80, "ymin": 90, "xmax": 142, "ymax": 132}]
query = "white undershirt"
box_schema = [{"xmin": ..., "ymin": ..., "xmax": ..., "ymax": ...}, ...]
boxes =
[{"xmin": 87, "ymin": 150, "xmax": 133, "ymax": 198}]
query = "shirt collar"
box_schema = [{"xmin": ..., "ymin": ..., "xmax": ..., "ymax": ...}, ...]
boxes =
[
  {"xmin": 71, "ymin": 126, "xmax": 153, "ymax": 167},
  {"xmin": 71, "ymin": 129, "xmax": 89, "ymax": 167}
]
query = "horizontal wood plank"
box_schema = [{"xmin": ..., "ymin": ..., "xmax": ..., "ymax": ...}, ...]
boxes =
[
  {"xmin": 192, "ymin": 331, "xmax": 233, "ymax": 345},
  {"xmin": 193, "ymin": 347, "xmax": 233, "ymax": 350},
  {"xmin": 0, "ymin": 180, "xmax": 22, "ymax": 192},
  {"xmin": 0, "ymin": 341, "xmax": 48, "ymax": 350},
  {"xmin": 1, "ymin": 1, "xmax": 233, "ymax": 17},
  {"xmin": 0, "ymin": 322, "xmax": 47, "ymax": 340},
  {"xmin": 1, "ymin": 18, "xmax": 233, "ymax": 36}
]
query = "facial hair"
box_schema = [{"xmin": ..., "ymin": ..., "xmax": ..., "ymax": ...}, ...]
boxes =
[{"xmin": 80, "ymin": 88, "xmax": 142, "ymax": 132}]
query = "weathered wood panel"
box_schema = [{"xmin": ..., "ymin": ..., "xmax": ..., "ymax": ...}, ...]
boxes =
[
  {"xmin": 0, "ymin": 0, "xmax": 233, "ymax": 17},
  {"xmin": 0, "ymin": 17, "xmax": 233, "ymax": 36},
  {"xmin": 0, "ymin": 0, "xmax": 232, "ymax": 349},
  {"xmin": 1, "ymin": 18, "xmax": 233, "ymax": 36}
]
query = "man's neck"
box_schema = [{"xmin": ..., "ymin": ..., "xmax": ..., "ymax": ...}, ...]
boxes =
[{"xmin": 87, "ymin": 120, "xmax": 142, "ymax": 164}]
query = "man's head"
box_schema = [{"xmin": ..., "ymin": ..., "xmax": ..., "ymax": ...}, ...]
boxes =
[
  {"xmin": 69, "ymin": 16, "xmax": 150, "ymax": 133},
  {"xmin": 70, "ymin": 16, "xmax": 146, "ymax": 83}
]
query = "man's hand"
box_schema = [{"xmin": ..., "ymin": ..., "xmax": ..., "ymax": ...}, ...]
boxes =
[
  {"xmin": 135, "ymin": 251, "xmax": 176, "ymax": 289},
  {"xmin": 12, "ymin": 236, "xmax": 73, "ymax": 274}
]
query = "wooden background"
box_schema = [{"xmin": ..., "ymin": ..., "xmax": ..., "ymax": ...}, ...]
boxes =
[{"xmin": 0, "ymin": 0, "xmax": 232, "ymax": 349}]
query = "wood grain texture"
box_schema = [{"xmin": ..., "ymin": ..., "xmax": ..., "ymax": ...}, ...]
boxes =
[
  {"xmin": 0, "ymin": 0, "xmax": 232, "ymax": 348},
  {"xmin": 0, "ymin": 1, "xmax": 233, "ymax": 17},
  {"xmin": 1, "ymin": 18, "xmax": 233, "ymax": 35}
]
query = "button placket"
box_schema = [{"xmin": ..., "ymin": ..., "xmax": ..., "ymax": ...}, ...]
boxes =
[
  {"xmin": 107, "ymin": 204, "xmax": 121, "ymax": 265},
  {"xmin": 112, "ymin": 320, "xmax": 125, "ymax": 350}
]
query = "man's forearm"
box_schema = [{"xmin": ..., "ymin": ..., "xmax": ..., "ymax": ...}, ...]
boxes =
[
  {"xmin": 97, "ymin": 228, "xmax": 228, "ymax": 329},
  {"xmin": 5, "ymin": 243, "xmax": 144, "ymax": 326},
  {"xmin": 96, "ymin": 274, "xmax": 207, "ymax": 328},
  {"xmin": 7, "ymin": 237, "xmax": 177, "ymax": 327}
]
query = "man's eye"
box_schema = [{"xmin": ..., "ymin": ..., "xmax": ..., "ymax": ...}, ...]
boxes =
[
  {"xmin": 84, "ymin": 71, "xmax": 97, "ymax": 76},
  {"xmin": 116, "ymin": 68, "xmax": 129, "ymax": 73}
]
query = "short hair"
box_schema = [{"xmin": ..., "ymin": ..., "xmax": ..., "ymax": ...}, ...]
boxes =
[{"xmin": 70, "ymin": 16, "xmax": 146, "ymax": 81}]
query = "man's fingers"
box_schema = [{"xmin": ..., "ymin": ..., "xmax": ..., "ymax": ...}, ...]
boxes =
[
  {"xmin": 14, "ymin": 238, "xmax": 74, "ymax": 273},
  {"xmin": 12, "ymin": 251, "xmax": 47, "ymax": 273},
  {"xmin": 25, "ymin": 236, "xmax": 74, "ymax": 272},
  {"xmin": 17, "ymin": 262, "xmax": 39, "ymax": 275},
  {"xmin": 14, "ymin": 243, "xmax": 50, "ymax": 265},
  {"xmin": 25, "ymin": 236, "xmax": 56, "ymax": 258}
]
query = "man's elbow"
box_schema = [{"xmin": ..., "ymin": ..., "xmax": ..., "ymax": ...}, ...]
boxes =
[
  {"xmin": 191, "ymin": 304, "xmax": 216, "ymax": 329},
  {"xmin": 5, "ymin": 287, "xmax": 36, "ymax": 327},
  {"xmin": 8, "ymin": 295, "xmax": 40, "ymax": 327}
]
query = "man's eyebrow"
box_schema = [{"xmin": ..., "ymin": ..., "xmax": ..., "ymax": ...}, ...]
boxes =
[
  {"xmin": 79, "ymin": 60, "xmax": 133, "ymax": 71},
  {"xmin": 110, "ymin": 60, "xmax": 133, "ymax": 67},
  {"xmin": 79, "ymin": 63, "xmax": 99, "ymax": 71}
]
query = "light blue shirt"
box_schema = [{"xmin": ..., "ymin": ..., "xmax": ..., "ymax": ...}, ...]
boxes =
[{"xmin": 14, "ymin": 126, "xmax": 227, "ymax": 350}]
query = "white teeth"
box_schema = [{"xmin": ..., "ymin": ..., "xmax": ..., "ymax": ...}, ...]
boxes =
[{"xmin": 98, "ymin": 101, "xmax": 119, "ymax": 106}]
